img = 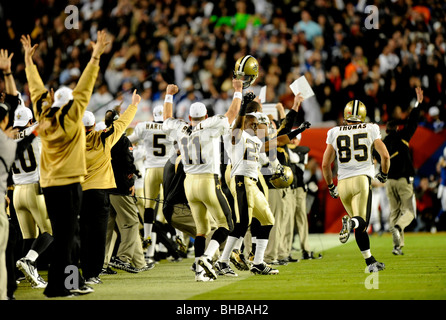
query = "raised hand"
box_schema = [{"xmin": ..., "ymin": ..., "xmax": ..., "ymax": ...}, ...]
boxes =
[
  {"xmin": 20, "ymin": 35, "xmax": 38, "ymax": 65},
  {"xmin": 415, "ymin": 86, "xmax": 423, "ymax": 104},
  {"xmin": 91, "ymin": 30, "xmax": 111, "ymax": 59},
  {"xmin": 232, "ymin": 78, "xmax": 243, "ymax": 92},
  {"xmin": 292, "ymin": 93, "xmax": 304, "ymax": 111},
  {"xmin": 131, "ymin": 89, "xmax": 141, "ymax": 106},
  {"xmin": 0, "ymin": 49, "xmax": 14, "ymax": 73},
  {"xmin": 166, "ymin": 84, "xmax": 179, "ymax": 96}
]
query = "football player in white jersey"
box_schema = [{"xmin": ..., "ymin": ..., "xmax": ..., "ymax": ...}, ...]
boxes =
[
  {"xmin": 322, "ymin": 100, "xmax": 390, "ymax": 272},
  {"xmin": 128, "ymin": 105, "xmax": 175, "ymax": 252},
  {"xmin": 162, "ymin": 79, "xmax": 243, "ymax": 281},
  {"xmin": 216, "ymin": 93, "xmax": 308, "ymax": 276},
  {"xmin": 12, "ymin": 107, "xmax": 53, "ymax": 288}
]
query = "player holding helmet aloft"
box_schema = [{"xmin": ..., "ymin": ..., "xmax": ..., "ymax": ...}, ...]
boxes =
[
  {"xmin": 216, "ymin": 91, "xmax": 310, "ymax": 276},
  {"xmin": 162, "ymin": 79, "xmax": 243, "ymax": 282},
  {"xmin": 322, "ymin": 99, "xmax": 390, "ymax": 272}
]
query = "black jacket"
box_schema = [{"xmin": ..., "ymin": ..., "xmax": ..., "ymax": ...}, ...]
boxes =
[
  {"xmin": 110, "ymin": 134, "xmax": 137, "ymax": 195},
  {"xmin": 383, "ymin": 107, "xmax": 421, "ymax": 180}
]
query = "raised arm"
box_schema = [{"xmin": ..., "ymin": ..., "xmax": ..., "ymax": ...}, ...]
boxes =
[
  {"xmin": 21, "ymin": 35, "xmax": 49, "ymax": 118},
  {"xmin": 262, "ymin": 120, "xmax": 311, "ymax": 152},
  {"xmin": 224, "ymin": 79, "xmax": 243, "ymax": 124},
  {"xmin": 70, "ymin": 30, "xmax": 110, "ymax": 115},
  {"xmin": 0, "ymin": 49, "xmax": 17, "ymax": 95},
  {"xmin": 107, "ymin": 90, "xmax": 141, "ymax": 146},
  {"xmin": 275, "ymin": 93, "xmax": 304, "ymax": 136},
  {"xmin": 403, "ymin": 86, "xmax": 423, "ymax": 140},
  {"xmin": 163, "ymin": 84, "xmax": 179, "ymax": 120}
]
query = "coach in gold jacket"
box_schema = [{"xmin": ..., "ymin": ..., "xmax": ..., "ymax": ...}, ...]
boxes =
[
  {"xmin": 22, "ymin": 31, "xmax": 110, "ymax": 298},
  {"xmin": 79, "ymin": 91, "xmax": 140, "ymax": 284}
]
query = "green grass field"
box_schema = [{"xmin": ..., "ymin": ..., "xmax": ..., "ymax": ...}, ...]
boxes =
[{"xmin": 13, "ymin": 232, "xmax": 446, "ymax": 301}]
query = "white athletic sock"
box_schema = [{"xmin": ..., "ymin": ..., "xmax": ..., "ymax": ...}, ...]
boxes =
[
  {"xmin": 204, "ymin": 239, "xmax": 220, "ymax": 259},
  {"xmin": 26, "ymin": 250, "xmax": 39, "ymax": 262},
  {"xmin": 144, "ymin": 223, "xmax": 153, "ymax": 239},
  {"xmin": 147, "ymin": 232, "xmax": 157, "ymax": 257},
  {"xmin": 253, "ymin": 239, "xmax": 268, "ymax": 265},
  {"xmin": 219, "ymin": 236, "xmax": 238, "ymax": 262},
  {"xmin": 233, "ymin": 237, "xmax": 244, "ymax": 251},
  {"xmin": 361, "ymin": 249, "xmax": 372, "ymax": 259}
]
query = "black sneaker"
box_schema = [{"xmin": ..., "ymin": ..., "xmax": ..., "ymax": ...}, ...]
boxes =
[
  {"xmin": 85, "ymin": 277, "xmax": 103, "ymax": 285},
  {"xmin": 250, "ymin": 262, "xmax": 279, "ymax": 275},
  {"xmin": 214, "ymin": 261, "xmax": 238, "ymax": 277},
  {"xmin": 70, "ymin": 284, "xmax": 94, "ymax": 295},
  {"xmin": 367, "ymin": 261, "xmax": 385, "ymax": 273},
  {"xmin": 109, "ymin": 257, "xmax": 139, "ymax": 273},
  {"xmin": 100, "ymin": 267, "xmax": 117, "ymax": 275},
  {"xmin": 137, "ymin": 262, "xmax": 155, "ymax": 272}
]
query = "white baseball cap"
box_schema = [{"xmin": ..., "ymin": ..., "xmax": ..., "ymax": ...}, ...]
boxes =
[
  {"xmin": 52, "ymin": 86, "xmax": 74, "ymax": 108},
  {"xmin": 153, "ymin": 105, "xmax": 163, "ymax": 122},
  {"xmin": 189, "ymin": 102, "xmax": 207, "ymax": 118},
  {"xmin": 14, "ymin": 107, "xmax": 33, "ymax": 127},
  {"xmin": 82, "ymin": 110, "xmax": 96, "ymax": 127},
  {"xmin": 429, "ymin": 106, "xmax": 440, "ymax": 117}
]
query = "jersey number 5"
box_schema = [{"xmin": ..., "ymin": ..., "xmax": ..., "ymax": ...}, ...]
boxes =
[{"xmin": 336, "ymin": 133, "xmax": 368, "ymax": 163}]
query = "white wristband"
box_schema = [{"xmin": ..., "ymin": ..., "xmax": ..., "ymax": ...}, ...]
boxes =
[
  {"xmin": 414, "ymin": 101, "xmax": 419, "ymax": 108},
  {"xmin": 233, "ymin": 92, "xmax": 242, "ymax": 100},
  {"xmin": 164, "ymin": 94, "xmax": 173, "ymax": 104}
]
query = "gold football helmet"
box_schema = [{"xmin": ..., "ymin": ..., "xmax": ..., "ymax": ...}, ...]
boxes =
[
  {"xmin": 344, "ymin": 100, "xmax": 367, "ymax": 122},
  {"xmin": 234, "ymin": 55, "xmax": 259, "ymax": 89},
  {"xmin": 270, "ymin": 165, "xmax": 294, "ymax": 189}
]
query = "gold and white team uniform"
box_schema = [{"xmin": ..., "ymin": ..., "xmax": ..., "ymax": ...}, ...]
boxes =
[
  {"xmin": 12, "ymin": 131, "xmax": 52, "ymax": 239},
  {"xmin": 326, "ymin": 122, "xmax": 381, "ymax": 221},
  {"xmin": 163, "ymin": 115, "xmax": 232, "ymax": 237},
  {"xmin": 226, "ymin": 130, "xmax": 274, "ymax": 227},
  {"xmin": 128, "ymin": 121, "xmax": 175, "ymax": 212}
]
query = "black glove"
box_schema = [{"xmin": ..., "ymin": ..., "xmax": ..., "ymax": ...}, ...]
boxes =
[
  {"xmin": 375, "ymin": 171, "xmax": 388, "ymax": 183},
  {"xmin": 328, "ymin": 184, "xmax": 339, "ymax": 199},
  {"xmin": 299, "ymin": 121, "xmax": 311, "ymax": 131},
  {"xmin": 242, "ymin": 92, "xmax": 256, "ymax": 108},
  {"xmin": 287, "ymin": 121, "xmax": 311, "ymax": 140}
]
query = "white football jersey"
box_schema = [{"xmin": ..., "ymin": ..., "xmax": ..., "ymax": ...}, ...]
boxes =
[
  {"xmin": 326, "ymin": 122, "xmax": 381, "ymax": 180},
  {"xmin": 227, "ymin": 131, "xmax": 262, "ymax": 180},
  {"xmin": 128, "ymin": 121, "xmax": 175, "ymax": 168},
  {"xmin": 12, "ymin": 135, "xmax": 41, "ymax": 185},
  {"xmin": 163, "ymin": 115, "xmax": 230, "ymax": 175}
]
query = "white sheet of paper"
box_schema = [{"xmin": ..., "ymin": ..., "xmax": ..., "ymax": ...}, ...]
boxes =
[
  {"xmin": 289, "ymin": 76, "xmax": 315, "ymax": 99},
  {"xmin": 259, "ymin": 86, "xmax": 266, "ymax": 103}
]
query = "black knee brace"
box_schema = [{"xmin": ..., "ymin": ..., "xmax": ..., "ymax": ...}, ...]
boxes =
[
  {"xmin": 352, "ymin": 216, "xmax": 367, "ymax": 233},
  {"xmin": 144, "ymin": 208, "xmax": 155, "ymax": 224},
  {"xmin": 211, "ymin": 227, "xmax": 230, "ymax": 245},
  {"xmin": 194, "ymin": 235, "xmax": 206, "ymax": 257}
]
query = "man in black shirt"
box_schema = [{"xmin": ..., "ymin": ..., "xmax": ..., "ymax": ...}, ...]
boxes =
[{"xmin": 383, "ymin": 87, "xmax": 423, "ymax": 255}]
